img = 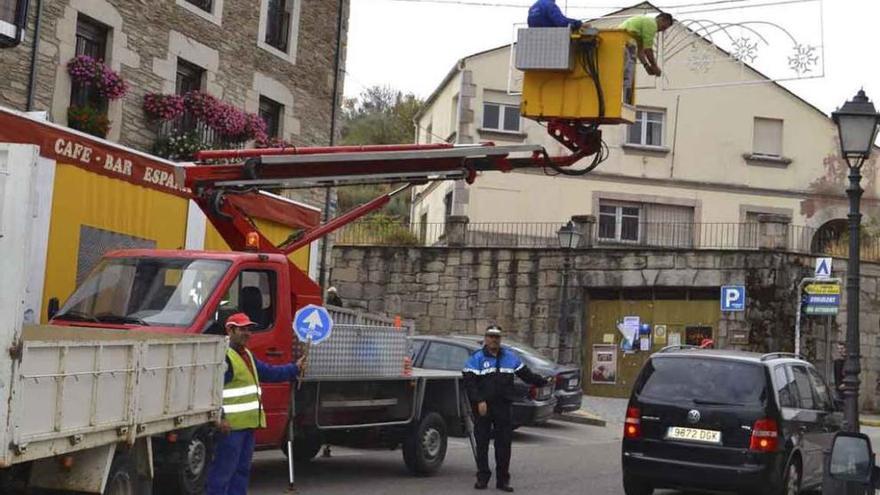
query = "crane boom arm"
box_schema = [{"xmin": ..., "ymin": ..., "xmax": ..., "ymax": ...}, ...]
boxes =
[{"xmin": 182, "ymin": 127, "xmax": 602, "ymax": 260}]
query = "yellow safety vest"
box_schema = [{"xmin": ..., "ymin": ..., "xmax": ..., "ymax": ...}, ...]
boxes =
[{"xmin": 223, "ymin": 348, "xmax": 266, "ymax": 430}]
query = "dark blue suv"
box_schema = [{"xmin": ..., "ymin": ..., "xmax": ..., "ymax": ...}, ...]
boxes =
[{"xmin": 622, "ymin": 348, "xmax": 842, "ymax": 495}]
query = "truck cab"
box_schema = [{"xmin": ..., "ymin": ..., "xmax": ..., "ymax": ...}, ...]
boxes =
[{"xmin": 51, "ymin": 249, "xmax": 317, "ymax": 447}]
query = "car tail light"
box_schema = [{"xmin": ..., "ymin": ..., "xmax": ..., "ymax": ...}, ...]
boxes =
[
  {"xmin": 624, "ymin": 407, "xmax": 641, "ymax": 439},
  {"xmin": 555, "ymin": 374, "xmax": 564, "ymax": 388},
  {"xmin": 529, "ymin": 385, "xmax": 538, "ymax": 400},
  {"xmin": 749, "ymin": 418, "xmax": 779, "ymax": 452}
]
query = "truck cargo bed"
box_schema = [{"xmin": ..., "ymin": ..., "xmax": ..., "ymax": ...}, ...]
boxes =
[{"xmin": 1, "ymin": 325, "xmax": 226, "ymax": 466}]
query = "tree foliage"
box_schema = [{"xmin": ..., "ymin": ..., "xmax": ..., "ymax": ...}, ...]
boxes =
[
  {"xmin": 337, "ymin": 86, "xmax": 424, "ymax": 221},
  {"xmin": 340, "ymin": 86, "xmax": 423, "ymax": 146}
]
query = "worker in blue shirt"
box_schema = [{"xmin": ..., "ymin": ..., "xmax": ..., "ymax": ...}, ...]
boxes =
[
  {"xmin": 527, "ymin": 0, "xmax": 582, "ymax": 29},
  {"xmin": 206, "ymin": 313, "xmax": 305, "ymax": 495},
  {"xmin": 463, "ymin": 325, "xmax": 550, "ymax": 492}
]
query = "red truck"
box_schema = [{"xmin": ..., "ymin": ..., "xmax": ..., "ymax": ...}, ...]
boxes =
[{"xmin": 44, "ymin": 124, "xmax": 603, "ymax": 493}]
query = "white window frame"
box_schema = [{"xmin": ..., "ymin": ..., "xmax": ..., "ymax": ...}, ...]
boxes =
[
  {"xmin": 598, "ymin": 203, "xmax": 642, "ymax": 243},
  {"xmin": 482, "ymin": 102, "xmax": 521, "ymax": 133},
  {"xmin": 0, "ymin": 20, "xmax": 16, "ymax": 39},
  {"xmin": 257, "ymin": 0, "xmax": 302, "ymax": 65},
  {"xmin": 626, "ymin": 108, "xmax": 666, "ymax": 148},
  {"xmin": 176, "ymin": 0, "xmax": 224, "ymax": 26}
]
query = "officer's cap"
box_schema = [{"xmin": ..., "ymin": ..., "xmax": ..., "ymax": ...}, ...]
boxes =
[{"xmin": 485, "ymin": 325, "xmax": 503, "ymax": 336}]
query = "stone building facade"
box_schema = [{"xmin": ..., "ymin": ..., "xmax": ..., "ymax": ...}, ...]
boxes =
[
  {"xmin": 331, "ymin": 242, "xmax": 880, "ymax": 409},
  {"xmin": 0, "ymin": 0, "xmax": 350, "ymax": 208}
]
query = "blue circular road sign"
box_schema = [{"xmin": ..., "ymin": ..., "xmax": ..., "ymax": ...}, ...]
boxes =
[{"xmin": 293, "ymin": 304, "xmax": 334, "ymax": 344}]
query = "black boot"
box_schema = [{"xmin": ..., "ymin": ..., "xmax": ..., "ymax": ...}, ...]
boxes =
[
  {"xmin": 496, "ymin": 484, "xmax": 514, "ymax": 492},
  {"xmin": 474, "ymin": 480, "xmax": 488, "ymax": 490}
]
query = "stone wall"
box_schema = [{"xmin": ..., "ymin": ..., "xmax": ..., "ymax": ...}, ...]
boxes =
[
  {"xmin": 331, "ymin": 246, "xmax": 880, "ymax": 409},
  {"xmin": 0, "ymin": 0, "xmax": 349, "ymax": 209}
]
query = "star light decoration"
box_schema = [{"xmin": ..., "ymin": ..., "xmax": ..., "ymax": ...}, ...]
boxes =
[
  {"xmin": 788, "ymin": 43, "xmax": 819, "ymax": 75},
  {"xmin": 687, "ymin": 43, "xmax": 714, "ymax": 74},
  {"xmin": 730, "ymin": 37, "xmax": 759, "ymax": 63}
]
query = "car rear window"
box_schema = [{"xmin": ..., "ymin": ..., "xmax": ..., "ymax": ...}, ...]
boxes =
[{"xmin": 635, "ymin": 357, "xmax": 767, "ymax": 406}]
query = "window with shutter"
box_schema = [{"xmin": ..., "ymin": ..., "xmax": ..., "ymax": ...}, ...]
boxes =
[{"xmin": 753, "ymin": 117, "xmax": 783, "ymax": 157}]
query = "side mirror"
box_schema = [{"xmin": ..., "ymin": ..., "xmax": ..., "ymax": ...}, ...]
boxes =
[
  {"xmin": 47, "ymin": 298, "xmax": 59, "ymax": 321},
  {"xmin": 828, "ymin": 432, "xmax": 875, "ymax": 485}
]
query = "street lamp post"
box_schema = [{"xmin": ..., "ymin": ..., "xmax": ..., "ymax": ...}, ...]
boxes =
[
  {"xmin": 832, "ymin": 90, "xmax": 880, "ymax": 432},
  {"xmin": 557, "ymin": 221, "xmax": 582, "ymax": 362}
]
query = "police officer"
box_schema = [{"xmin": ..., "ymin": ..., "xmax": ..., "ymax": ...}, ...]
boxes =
[{"xmin": 463, "ymin": 325, "xmax": 551, "ymax": 492}]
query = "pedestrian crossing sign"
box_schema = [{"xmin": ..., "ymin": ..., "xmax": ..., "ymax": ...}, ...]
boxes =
[{"xmin": 815, "ymin": 257, "xmax": 832, "ymax": 279}]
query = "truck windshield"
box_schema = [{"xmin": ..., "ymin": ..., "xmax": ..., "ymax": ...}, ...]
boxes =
[{"xmin": 56, "ymin": 257, "xmax": 230, "ymax": 327}]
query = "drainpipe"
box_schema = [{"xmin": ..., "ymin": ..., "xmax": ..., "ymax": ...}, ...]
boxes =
[
  {"xmin": 318, "ymin": 0, "xmax": 345, "ymax": 292},
  {"xmin": 25, "ymin": 0, "xmax": 43, "ymax": 111}
]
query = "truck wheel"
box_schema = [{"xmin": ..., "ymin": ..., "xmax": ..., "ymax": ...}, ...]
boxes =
[
  {"xmin": 281, "ymin": 428, "xmax": 323, "ymax": 462},
  {"xmin": 155, "ymin": 428, "xmax": 212, "ymax": 495},
  {"xmin": 402, "ymin": 412, "xmax": 447, "ymax": 476},
  {"xmin": 104, "ymin": 452, "xmax": 137, "ymax": 495}
]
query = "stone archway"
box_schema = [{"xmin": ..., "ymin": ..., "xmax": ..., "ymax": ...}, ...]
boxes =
[{"xmin": 811, "ymin": 218, "xmax": 848, "ymax": 256}]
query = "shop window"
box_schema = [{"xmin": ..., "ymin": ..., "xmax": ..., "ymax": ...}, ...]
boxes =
[
  {"xmin": 684, "ymin": 325, "xmax": 713, "ymax": 346},
  {"xmin": 76, "ymin": 226, "xmax": 156, "ymax": 286}
]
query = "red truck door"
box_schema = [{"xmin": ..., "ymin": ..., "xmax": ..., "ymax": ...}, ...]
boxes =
[{"xmin": 211, "ymin": 261, "xmax": 293, "ymax": 446}]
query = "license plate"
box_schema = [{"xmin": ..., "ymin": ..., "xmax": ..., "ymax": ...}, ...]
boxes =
[
  {"xmin": 569, "ymin": 378, "xmax": 579, "ymax": 388},
  {"xmin": 666, "ymin": 426, "xmax": 721, "ymax": 444}
]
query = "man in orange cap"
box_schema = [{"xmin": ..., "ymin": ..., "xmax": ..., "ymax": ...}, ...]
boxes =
[{"xmin": 206, "ymin": 313, "xmax": 305, "ymax": 495}]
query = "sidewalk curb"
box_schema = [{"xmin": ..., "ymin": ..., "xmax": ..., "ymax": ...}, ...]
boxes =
[
  {"xmin": 860, "ymin": 418, "xmax": 880, "ymax": 427},
  {"xmin": 553, "ymin": 411, "xmax": 607, "ymax": 428}
]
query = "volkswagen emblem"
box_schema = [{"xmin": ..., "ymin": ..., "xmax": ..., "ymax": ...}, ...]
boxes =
[{"xmin": 687, "ymin": 409, "xmax": 701, "ymax": 424}]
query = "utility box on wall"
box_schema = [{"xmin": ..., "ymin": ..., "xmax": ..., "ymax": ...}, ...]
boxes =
[{"xmin": 517, "ymin": 28, "xmax": 636, "ymax": 124}]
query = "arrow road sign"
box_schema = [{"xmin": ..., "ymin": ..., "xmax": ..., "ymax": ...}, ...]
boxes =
[
  {"xmin": 293, "ymin": 305, "xmax": 334, "ymax": 344},
  {"xmin": 804, "ymin": 283, "xmax": 841, "ymax": 295}
]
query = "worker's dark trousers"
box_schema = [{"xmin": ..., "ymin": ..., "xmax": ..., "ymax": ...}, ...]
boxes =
[
  {"xmin": 474, "ymin": 401, "xmax": 513, "ymax": 486},
  {"xmin": 206, "ymin": 429, "xmax": 255, "ymax": 495}
]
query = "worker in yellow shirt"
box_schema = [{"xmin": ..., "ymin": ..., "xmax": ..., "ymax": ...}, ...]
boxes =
[{"xmin": 619, "ymin": 13, "xmax": 674, "ymax": 76}]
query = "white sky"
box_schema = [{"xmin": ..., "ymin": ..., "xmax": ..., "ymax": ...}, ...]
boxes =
[{"xmin": 344, "ymin": 0, "xmax": 880, "ymax": 116}]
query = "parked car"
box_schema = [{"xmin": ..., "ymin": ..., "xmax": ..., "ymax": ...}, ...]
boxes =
[
  {"xmin": 621, "ymin": 347, "xmax": 843, "ymax": 495},
  {"xmin": 411, "ymin": 335, "xmax": 557, "ymax": 426},
  {"xmin": 452, "ymin": 335, "xmax": 583, "ymax": 414}
]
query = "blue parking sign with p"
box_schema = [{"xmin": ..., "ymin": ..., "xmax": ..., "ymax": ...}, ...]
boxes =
[{"xmin": 721, "ymin": 286, "xmax": 746, "ymax": 312}]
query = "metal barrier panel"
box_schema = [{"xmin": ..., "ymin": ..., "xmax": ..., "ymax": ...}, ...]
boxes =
[
  {"xmin": 327, "ymin": 306, "xmax": 415, "ymax": 335},
  {"xmin": 307, "ymin": 324, "xmax": 409, "ymax": 378}
]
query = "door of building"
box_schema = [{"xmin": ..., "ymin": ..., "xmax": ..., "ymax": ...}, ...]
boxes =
[{"xmin": 582, "ymin": 288, "xmax": 722, "ymax": 398}]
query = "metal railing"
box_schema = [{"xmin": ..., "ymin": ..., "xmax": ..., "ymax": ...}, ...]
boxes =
[
  {"xmin": 334, "ymin": 220, "xmax": 880, "ymax": 260},
  {"xmin": 335, "ymin": 221, "xmax": 567, "ymax": 248},
  {"xmin": 327, "ymin": 305, "xmax": 415, "ymax": 335}
]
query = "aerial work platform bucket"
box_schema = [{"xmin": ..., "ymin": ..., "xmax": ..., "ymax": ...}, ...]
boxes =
[{"xmin": 517, "ymin": 28, "xmax": 636, "ymax": 125}]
